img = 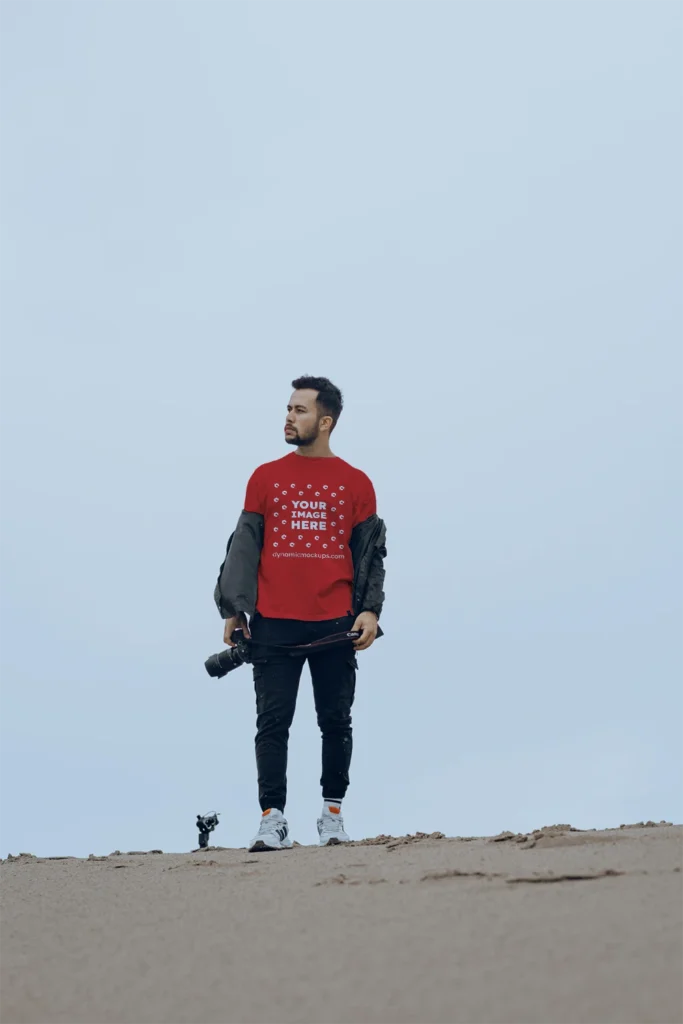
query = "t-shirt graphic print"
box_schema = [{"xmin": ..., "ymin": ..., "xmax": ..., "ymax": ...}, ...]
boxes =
[{"xmin": 243, "ymin": 452, "xmax": 376, "ymax": 621}]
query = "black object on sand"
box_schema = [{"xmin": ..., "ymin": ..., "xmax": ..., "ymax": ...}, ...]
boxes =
[{"xmin": 197, "ymin": 812, "xmax": 220, "ymax": 849}]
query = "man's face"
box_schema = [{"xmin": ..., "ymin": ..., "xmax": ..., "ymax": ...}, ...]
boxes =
[{"xmin": 284, "ymin": 389, "xmax": 325, "ymax": 447}]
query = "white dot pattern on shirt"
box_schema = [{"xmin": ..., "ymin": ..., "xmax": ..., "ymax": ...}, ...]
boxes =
[{"xmin": 262, "ymin": 473, "xmax": 371, "ymax": 563}]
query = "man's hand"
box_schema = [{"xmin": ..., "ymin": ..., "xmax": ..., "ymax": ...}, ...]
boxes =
[
  {"xmin": 223, "ymin": 613, "xmax": 250, "ymax": 646},
  {"xmin": 352, "ymin": 611, "xmax": 378, "ymax": 652}
]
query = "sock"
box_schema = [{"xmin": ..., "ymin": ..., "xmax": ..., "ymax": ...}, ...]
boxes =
[{"xmin": 324, "ymin": 799, "xmax": 342, "ymax": 815}]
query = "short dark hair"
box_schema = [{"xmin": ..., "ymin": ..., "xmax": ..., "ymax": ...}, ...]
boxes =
[{"xmin": 291, "ymin": 376, "xmax": 344, "ymax": 431}]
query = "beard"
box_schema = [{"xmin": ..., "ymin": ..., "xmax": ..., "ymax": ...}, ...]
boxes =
[{"xmin": 285, "ymin": 423, "xmax": 319, "ymax": 447}]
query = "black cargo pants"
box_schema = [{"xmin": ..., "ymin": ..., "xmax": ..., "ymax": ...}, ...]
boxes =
[{"xmin": 249, "ymin": 613, "xmax": 358, "ymax": 812}]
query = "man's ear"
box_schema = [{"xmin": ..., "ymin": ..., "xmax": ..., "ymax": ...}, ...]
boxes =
[{"xmin": 319, "ymin": 415, "xmax": 333, "ymax": 435}]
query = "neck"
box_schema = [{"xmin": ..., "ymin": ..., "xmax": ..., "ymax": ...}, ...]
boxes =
[{"xmin": 295, "ymin": 437, "xmax": 335, "ymax": 458}]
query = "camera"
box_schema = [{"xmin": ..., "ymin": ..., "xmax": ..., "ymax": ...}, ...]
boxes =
[
  {"xmin": 204, "ymin": 628, "xmax": 252, "ymax": 678},
  {"xmin": 197, "ymin": 812, "xmax": 220, "ymax": 849}
]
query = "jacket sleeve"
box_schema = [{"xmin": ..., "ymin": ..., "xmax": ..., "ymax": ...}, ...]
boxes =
[
  {"xmin": 362, "ymin": 539, "xmax": 386, "ymax": 618},
  {"xmin": 213, "ymin": 510, "xmax": 264, "ymax": 619},
  {"xmin": 350, "ymin": 515, "xmax": 387, "ymax": 620}
]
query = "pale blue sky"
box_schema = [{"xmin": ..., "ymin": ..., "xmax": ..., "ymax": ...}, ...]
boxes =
[{"xmin": 1, "ymin": 0, "xmax": 681, "ymax": 857}]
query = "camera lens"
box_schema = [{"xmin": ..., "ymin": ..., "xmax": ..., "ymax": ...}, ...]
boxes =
[{"xmin": 204, "ymin": 647, "xmax": 245, "ymax": 678}]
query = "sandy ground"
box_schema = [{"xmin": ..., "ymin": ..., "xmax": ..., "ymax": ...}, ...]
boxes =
[{"xmin": 1, "ymin": 823, "xmax": 681, "ymax": 1024}]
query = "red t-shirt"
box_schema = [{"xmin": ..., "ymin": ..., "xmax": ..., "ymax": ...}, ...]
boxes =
[{"xmin": 244, "ymin": 452, "xmax": 377, "ymax": 621}]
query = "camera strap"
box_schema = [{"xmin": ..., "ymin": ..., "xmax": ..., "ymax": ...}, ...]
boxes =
[
  {"xmin": 255, "ymin": 630, "xmax": 361, "ymax": 658},
  {"xmin": 252, "ymin": 627, "xmax": 382, "ymax": 658}
]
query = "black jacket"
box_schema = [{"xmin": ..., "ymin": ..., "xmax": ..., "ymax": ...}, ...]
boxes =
[{"xmin": 214, "ymin": 511, "xmax": 387, "ymax": 623}]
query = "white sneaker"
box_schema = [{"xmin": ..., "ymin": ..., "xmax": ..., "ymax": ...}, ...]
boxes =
[
  {"xmin": 317, "ymin": 806, "xmax": 351, "ymax": 846},
  {"xmin": 249, "ymin": 809, "xmax": 293, "ymax": 852}
]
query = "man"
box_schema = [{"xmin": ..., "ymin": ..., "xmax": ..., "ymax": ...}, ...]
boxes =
[{"xmin": 214, "ymin": 376, "xmax": 387, "ymax": 852}]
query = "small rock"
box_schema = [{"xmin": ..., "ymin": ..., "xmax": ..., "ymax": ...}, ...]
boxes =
[{"xmin": 489, "ymin": 831, "xmax": 518, "ymax": 843}]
